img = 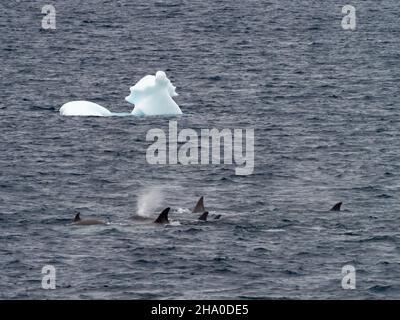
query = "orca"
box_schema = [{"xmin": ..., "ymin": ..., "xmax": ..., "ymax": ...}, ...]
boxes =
[
  {"xmin": 192, "ymin": 196, "xmax": 205, "ymax": 213},
  {"xmin": 72, "ymin": 212, "xmax": 106, "ymax": 226},
  {"xmin": 131, "ymin": 207, "xmax": 171, "ymax": 225},
  {"xmin": 192, "ymin": 197, "xmax": 221, "ymax": 221},
  {"xmin": 154, "ymin": 207, "xmax": 170, "ymax": 224},
  {"xmin": 198, "ymin": 211, "xmax": 209, "ymax": 221},
  {"xmin": 330, "ymin": 202, "xmax": 342, "ymax": 211}
]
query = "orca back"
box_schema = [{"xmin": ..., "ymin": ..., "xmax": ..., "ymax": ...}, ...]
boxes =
[
  {"xmin": 198, "ymin": 211, "xmax": 209, "ymax": 221},
  {"xmin": 330, "ymin": 202, "xmax": 342, "ymax": 211},
  {"xmin": 73, "ymin": 212, "xmax": 81, "ymax": 222},
  {"xmin": 154, "ymin": 207, "xmax": 170, "ymax": 224},
  {"xmin": 193, "ymin": 196, "xmax": 205, "ymax": 213}
]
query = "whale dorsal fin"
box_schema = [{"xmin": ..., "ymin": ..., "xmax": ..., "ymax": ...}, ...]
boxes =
[
  {"xmin": 154, "ymin": 207, "xmax": 170, "ymax": 224},
  {"xmin": 192, "ymin": 196, "xmax": 205, "ymax": 213},
  {"xmin": 74, "ymin": 212, "xmax": 81, "ymax": 222},
  {"xmin": 330, "ymin": 202, "xmax": 342, "ymax": 211},
  {"xmin": 198, "ymin": 211, "xmax": 209, "ymax": 221}
]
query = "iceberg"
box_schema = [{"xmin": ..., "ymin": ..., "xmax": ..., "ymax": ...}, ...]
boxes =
[
  {"xmin": 125, "ymin": 71, "xmax": 182, "ymax": 116},
  {"xmin": 59, "ymin": 101, "xmax": 112, "ymax": 117},
  {"xmin": 59, "ymin": 71, "xmax": 182, "ymax": 117}
]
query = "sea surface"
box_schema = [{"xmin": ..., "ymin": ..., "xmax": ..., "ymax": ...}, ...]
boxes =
[{"xmin": 1, "ymin": 0, "xmax": 400, "ymax": 299}]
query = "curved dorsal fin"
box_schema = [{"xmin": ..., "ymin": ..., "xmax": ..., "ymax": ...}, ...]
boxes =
[
  {"xmin": 74, "ymin": 212, "xmax": 81, "ymax": 222},
  {"xmin": 192, "ymin": 196, "xmax": 205, "ymax": 213},
  {"xmin": 154, "ymin": 207, "xmax": 170, "ymax": 224},
  {"xmin": 198, "ymin": 211, "xmax": 209, "ymax": 221},
  {"xmin": 330, "ymin": 202, "xmax": 342, "ymax": 211}
]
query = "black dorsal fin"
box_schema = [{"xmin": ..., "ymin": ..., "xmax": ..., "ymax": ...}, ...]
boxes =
[
  {"xmin": 330, "ymin": 202, "xmax": 342, "ymax": 211},
  {"xmin": 154, "ymin": 207, "xmax": 170, "ymax": 224},
  {"xmin": 74, "ymin": 212, "xmax": 81, "ymax": 222},
  {"xmin": 192, "ymin": 196, "xmax": 205, "ymax": 213},
  {"xmin": 198, "ymin": 211, "xmax": 209, "ymax": 221}
]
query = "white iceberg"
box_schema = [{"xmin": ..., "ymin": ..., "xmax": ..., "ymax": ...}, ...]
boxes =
[
  {"xmin": 59, "ymin": 101, "xmax": 112, "ymax": 117},
  {"xmin": 126, "ymin": 71, "xmax": 182, "ymax": 116},
  {"xmin": 59, "ymin": 71, "xmax": 182, "ymax": 117}
]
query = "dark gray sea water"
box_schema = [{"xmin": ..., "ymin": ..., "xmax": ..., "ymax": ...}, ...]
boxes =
[{"xmin": 1, "ymin": 0, "xmax": 400, "ymax": 299}]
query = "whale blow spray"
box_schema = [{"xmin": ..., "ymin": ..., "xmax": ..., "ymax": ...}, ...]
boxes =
[{"xmin": 136, "ymin": 187, "xmax": 165, "ymax": 218}]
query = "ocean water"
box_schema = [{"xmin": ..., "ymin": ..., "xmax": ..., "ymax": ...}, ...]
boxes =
[{"xmin": 1, "ymin": 0, "xmax": 400, "ymax": 299}]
